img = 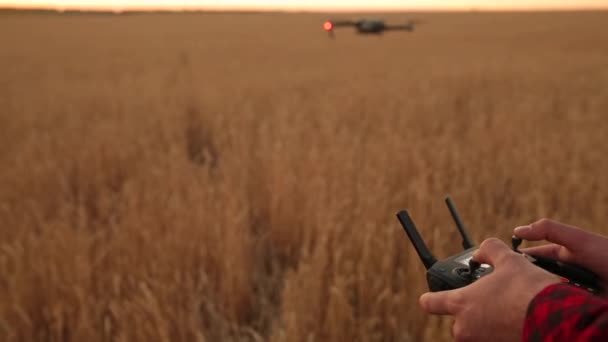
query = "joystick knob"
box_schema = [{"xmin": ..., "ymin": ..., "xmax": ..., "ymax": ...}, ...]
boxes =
[
  {"xmin": 469, "ymin": 259, "xmax": 481, "ymax": 276},
  {"xmin": 512, "ymin": 235, "xmax": 523, "ymax": 252}
]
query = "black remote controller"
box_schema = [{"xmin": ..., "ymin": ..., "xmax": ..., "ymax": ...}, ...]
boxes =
[
  {"xmin": 511, "ymin": 236, "xmax": 601, "ymax": 295},
  {"xmin": 396, "ymin": 196, "xmax": 602, "ymax": 295}
]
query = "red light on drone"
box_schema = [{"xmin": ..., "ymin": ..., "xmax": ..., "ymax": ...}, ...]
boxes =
[{"xmin": 323, "ymin": 21, "xmax": 333, "ymax": 31}]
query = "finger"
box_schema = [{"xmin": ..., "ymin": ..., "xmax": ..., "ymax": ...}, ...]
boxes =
[
  {"xmin": 473, "ymin": 237, "xmax": 515, "ymax": 266},
  {"xmin": 520, "ymin": 244, "xmax": 574, "ymax": 263},
  {"xmin": 513, "ymin": 219, "xmax": 593, "ymax": 249},
  {"xmin": 419, "ymin": 290, "xmax": 461, "ymax": 315},
  {"xmin": 452, "ymin": 321, "xmax": 473, "ymax": 342},
  {"xmin": 520, "ymin": 244, "xmax": 560, "ymax": 258}
]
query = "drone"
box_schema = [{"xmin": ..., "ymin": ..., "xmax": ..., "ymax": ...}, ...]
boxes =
[{"xmin": 322, "ymin": 18, "xmax": 419, "ymax": 37}]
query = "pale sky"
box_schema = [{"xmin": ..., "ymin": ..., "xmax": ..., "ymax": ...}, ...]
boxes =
[{"xmin": 4, "ymin": 0, "xmax": 608, "ymax": 11}]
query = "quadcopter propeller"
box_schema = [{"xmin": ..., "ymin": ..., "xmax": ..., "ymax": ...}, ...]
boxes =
[{"xmin": 407, "ymin": 19, "xmax": 426, "ymax": 28}]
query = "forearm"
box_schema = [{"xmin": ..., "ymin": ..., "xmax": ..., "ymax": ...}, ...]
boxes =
[{"xmin": 524, "ymin": 283, "xmax": 608, "ymax": 341}]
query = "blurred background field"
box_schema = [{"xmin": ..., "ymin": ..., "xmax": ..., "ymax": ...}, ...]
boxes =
[{"xmin": 1, "ymin": 10, "xmax": 608, "ymax": 341}]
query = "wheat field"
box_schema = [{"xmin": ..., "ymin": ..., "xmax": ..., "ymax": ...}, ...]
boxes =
[{"xmin": 1, "ymin": 9, "xmax": 608, "ymax": 342}]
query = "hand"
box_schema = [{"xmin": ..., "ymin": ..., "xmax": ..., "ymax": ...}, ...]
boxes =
[
  {"xmin": 419, "ymin": 238, "xmax": 561, "ymax": 342},
  {"xmin": 514, "ymin": 218, "xmax": 608, "ymax": 296}
]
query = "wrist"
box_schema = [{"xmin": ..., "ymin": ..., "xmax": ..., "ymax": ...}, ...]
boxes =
[{"xmin": 532, "ymin": 275, "xmax": 563, "ymax": 296}]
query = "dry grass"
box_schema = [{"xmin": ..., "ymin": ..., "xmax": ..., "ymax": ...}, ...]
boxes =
[{"xmin": 1, "ymin": 10, "xmax": 608, "ymax": 342}]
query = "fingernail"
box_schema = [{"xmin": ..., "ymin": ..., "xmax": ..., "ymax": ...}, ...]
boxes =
[
  {"xmin": 514, "ymin": 226, "xmax": 531, "ymax": 234},
  {"xmin": 419, "ymin": 293, "xmax": 429, "ymax": 307}
]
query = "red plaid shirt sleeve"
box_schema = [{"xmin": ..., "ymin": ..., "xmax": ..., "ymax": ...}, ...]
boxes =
[{"xmin": 523, "ymin": 283, "xmax": 608, "ymax": 341}]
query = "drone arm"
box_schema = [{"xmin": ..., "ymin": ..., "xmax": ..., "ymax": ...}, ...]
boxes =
[
  {"xmin": 331, "ymin": 20, "xmax": 357, "ymax": 27},
  {"xmin": 384, "ymin": 24, "xmax": 414, "ymax": 32}
]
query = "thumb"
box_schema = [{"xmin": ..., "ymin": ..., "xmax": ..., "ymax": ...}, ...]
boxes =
[
  {"xmin": 473, "ymin": 237, "xmax": 514, "ymax": 266},
  {"xmin": 419, "ymin": 290, "xmax": 461, "ymax": 315},
  {"xmin": 513, "ymin": 219, "xmax": 593, "ymax": 249}
]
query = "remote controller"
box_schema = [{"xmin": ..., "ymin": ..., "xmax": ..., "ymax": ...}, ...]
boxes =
[
  {"xmin": 396, "ymin": 196, "xmax": 602, "ymax": 295},
  {"xmin": 512, "ymin": 236, "xmax": 601, "ymax": 294}
]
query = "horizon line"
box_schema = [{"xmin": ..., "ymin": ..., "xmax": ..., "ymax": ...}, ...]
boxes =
[{"xmin": 3, "ymin": 5, "xmax": 608, "ymax": 13}]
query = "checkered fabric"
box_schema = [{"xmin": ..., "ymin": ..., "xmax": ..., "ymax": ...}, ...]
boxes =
[{"xmin": 523, "ymin": 283, "xmax": 608, "ymax": 341}]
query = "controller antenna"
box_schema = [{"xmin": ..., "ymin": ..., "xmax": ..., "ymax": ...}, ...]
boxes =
[
  {"xmin": 396, "ymin": 210, "xmax": 438, "ymax": 269},
  {"xmin": 445, "ymin": 196, "xmax": 475, "ymax": 250}
]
